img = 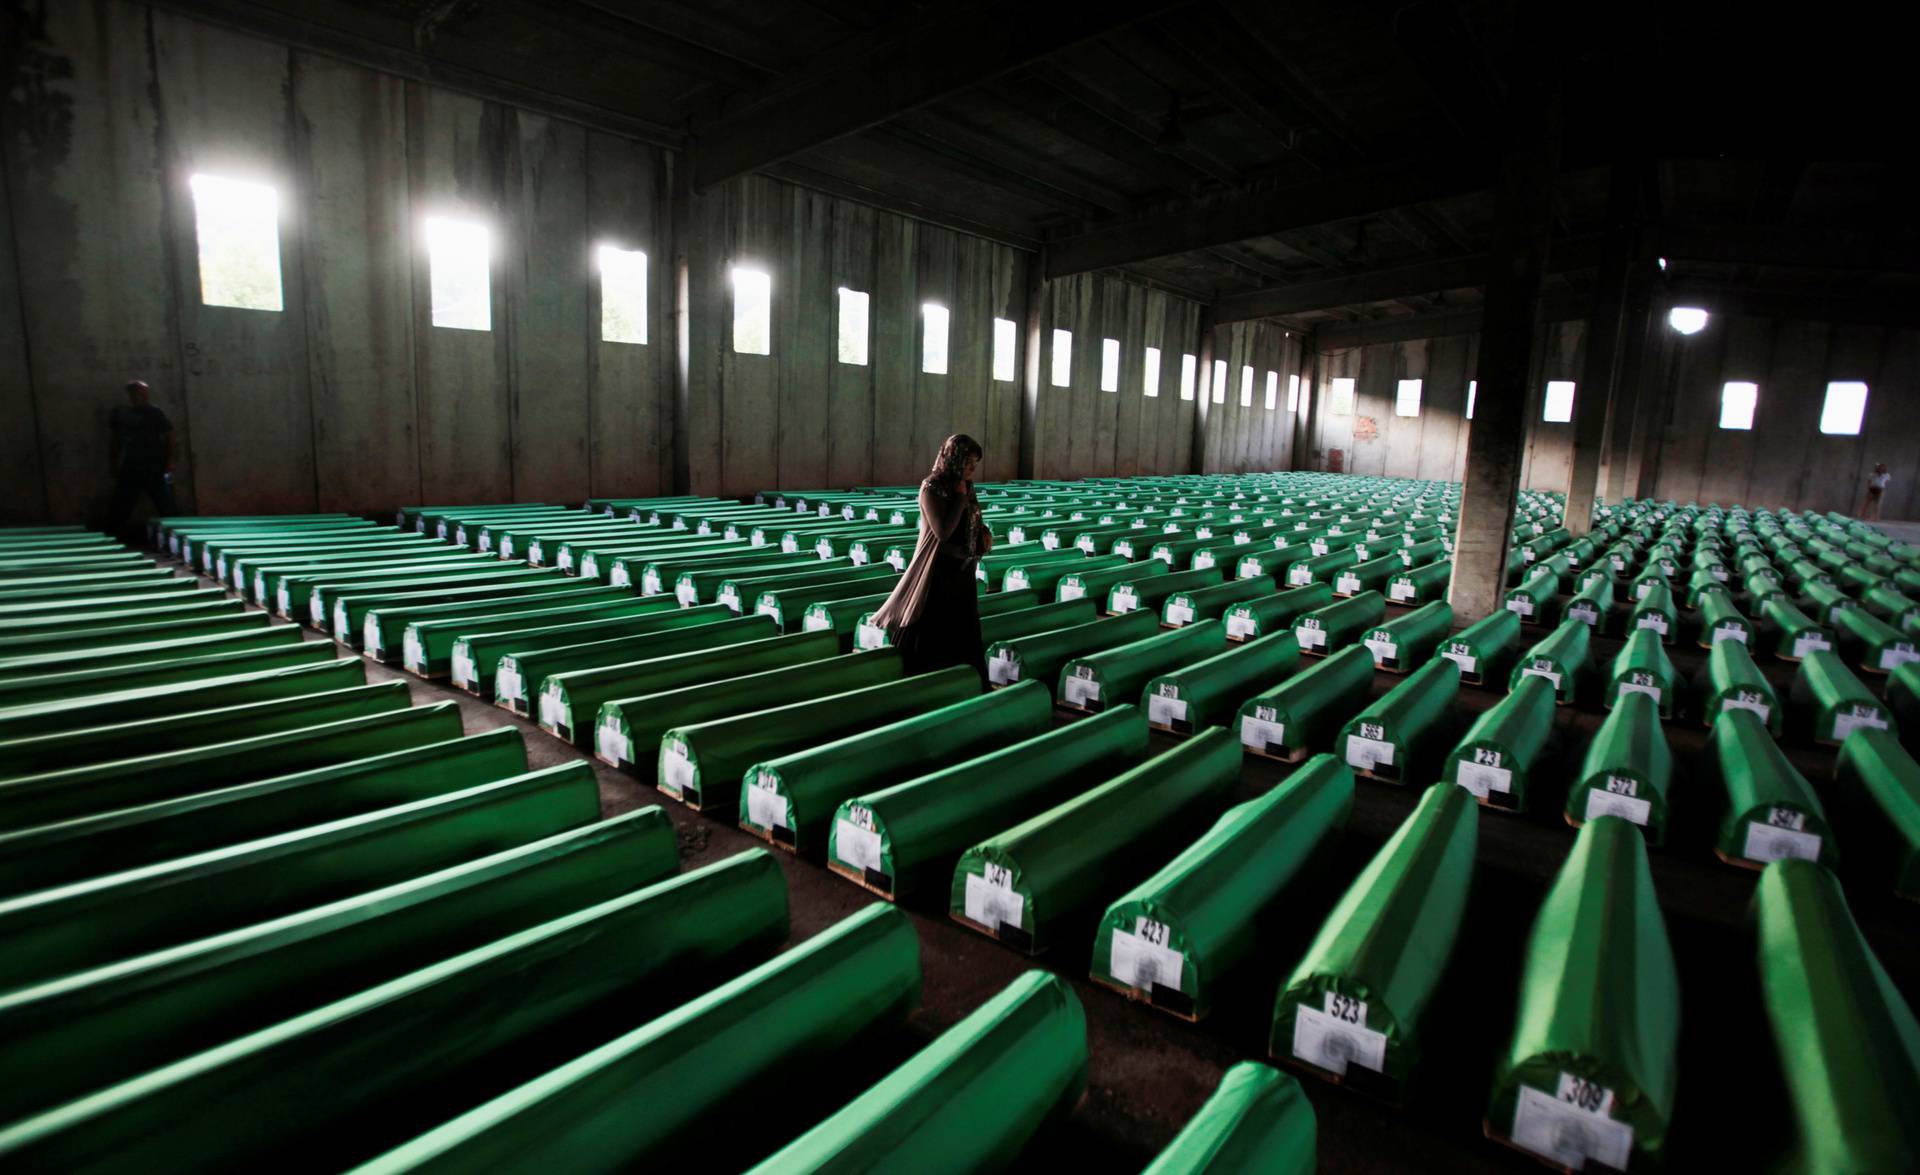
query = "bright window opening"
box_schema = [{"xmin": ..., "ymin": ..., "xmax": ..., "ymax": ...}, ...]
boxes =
[
  {"xmin": 837, "ymin": 288, "xmax": 870, "ymax": 366},
  {"xmin": 1180, "ymin": 353, "xmax": 1197, "ymax": 400},
  {"xmin": 598, "ymin": 245, "xmax": 647, "ymax": 345},
  {"xmin": 1719, "ymin": 381, "xmax": 1758, "ymax": 430},
  {"xmin": 992, "ymin": 318, "xmax": 1017, "ymax": 382},
  {"xmin": 1143, "ymin": 346, "xmax": 1162, "ymax": 397},
  {"xmin": 1467, "ymin": 381, "xmax": 1477, "ymax": 420},
  {"xmin": 1286, "ymin": 373, "xmax": 1300, "ymax": 413},
  {"xmin": 424, "ymin": 214, "xmax": 490, "ymax": 331},
  {"xmin": 731, "ymin": 266, "xmax": 771, "ymax": 355},
  {"xmin": 1543, "ymin": 380, "xmax": 1576, "ymax": 423},
  {"xmin": 1395, "ymin": 378, "xmax": 1422, "ymax": 417},
  {"xmin": 921, "ymin": 303, "xmax": 950, "ymax": 375},
  {"xmin": 1212, "ymin": 360, "xmax": 1227, "ymax": 404},
  {"xmin": 1669, "ymin": 306, "xmax": 1709, "ymax": 334},
  {"xmin": 1100, "ymin": 338, "xmax": 1120, "ymax": 392},
  {"xmin": 1821, "ymin": 381, "xmax": 1869, "ymax": 435},
  {"xmin": 1329, "ymin": 377, "xmax": 1355, "ymax": 415},
  {"xmin": 190, "ymin": 174, "xmax": 283, "ymax": 312},
  {"xmin": 1239, "ymin": 365, "xmax": 1254, "ymax": 407},
  {"xmin": 1265, "ymin": 370, "xmax": 1278, "ymax": 410},
  {"xmin": 1051, "ymin": 329, "xmax": 1073, "ymax": 387}
]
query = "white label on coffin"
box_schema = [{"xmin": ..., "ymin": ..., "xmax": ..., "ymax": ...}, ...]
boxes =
[
  {"xmin": 1345, "ymin": 735, "xmax": 1395, "ymax": 771},
  {"xmin": 718, "ymin": 586, "xmax": 739, "ymax": 610},
  {"xmin": 1618, "ymin": 681, "xmax": 1662, "ymax": 704},
  {"xmin": 1569, "ymin": 603, "xmax": 1598, "ymax": 625},
  {"xmin": 1241, "ymin": 716, "xmax": 1283, "ymax": 751},
  {"xmin": 1441, "ymin": 648, "xmax": 1478, "ymax": 675},
  {"xmin": 660, "ymin": 741, "xmax": 695, "ymax": 795},
  {"xmin": 1510, "ymin": 1083, "xmax": 1633, "ymax": 1172},
  {"xmin": 1710, "ymin": 623, "xmax": 1747, "ymax": 644},
  {"xmin": 495, "ymin": 660, "xmax": 525, "ymax": 702},
  {"xmin": 747, "ymin": 776, "xmax": 789, "ymax": 830},
  {"xmin": 1792, "ymin": 633, "xmax": 1831, "ymax": 658},
  {"xmin": 856, "ymin": 623, "xmax": 888, "ymax": 651},
  {"xmin": 964, "ymin": 870, "xmax": 1025, "ymax": 930},
  {"xmin": 1521, "ymin": 666, "xmax": 1562, "ymax": 691},
  {"xmin": 1744, "ymin": 819, "xmax": 1821, "ymax": 863},
  {"xmin": 596, "ymin": 719, "xmax": 630, "ymax": 765},
  {"xmin": 308, "ymin": 594, "xmax": 325, "ymax": 626},
  {"xmin": 558, "ymin": 549, "xmax": 573, "ymax": 571},
  {"xmin": 1295, "ymin": 625, "xmax": 1326, "ymax": 650},
  {"xmin": 1239, "ymin": 558, "xmax": 1264, "ymax": 580},
  {"xmin": 1455, "ymin": 759, "xmax": 1511, "ymax": 797},
  {"xmin": 803, "ymin": 611, "xmax": 832, "ymax": 632},
  {"xmin": 1311, "ymin": 541, "xmax": 1330, "ymax": 556},
  {"xmin": 478, "ymin": 533, "xmax": 492, "ymax": 552},
  {"xmin": 1226, "ymin": 613, "xmax": 1257, "ymax": 639},
  {"xmin": 1506, "ymin": 597, "xmax": 1534, "ymax": 617},
  {"xmin": 1062, "ymin": 673, "xmax": 1102, "ymax": 706},
  {"xmin": 1336, "ymin": 574, "xmax": 1362, "ymax": 595},
  {"xmin": 1109, "ymin": 921, "xmax": 1184, "ymax": 991},
  {"xmin": 253, "ymin": 571, "xmax": 266, "ymax": 599},
  {"xmin": 1147, "ymin": 692, "xmax": 1188, "ymax": 726},
  {"xmin": 539, "ymin": 687, "xmax": 568, "ymax": 732},
  {"xmin": 362, "ymin": 615, "xmax": 384, "ymax": 654},
  {"xmin": 835, "ymin": 818, "xmax": 883, "ymax": 872},
  {"xmin": 403, "ymin": 628, "xmax": 425, "ymax": 672},
  {"xmin": 1164, "ymin": 603, "xmax": 1194, "ymax": 626},
  {"xmin": 1364, "ymin": 637, "xmax": 1398, "ymax": 666},
  {"xmin": 675, "ymin": 580, "xmax": 699, "ymax": 606},
  {"xmin": 887, "ymin": 553, "xmax": 906, "ymax": 571},
  {"xmin": 816, "ymin": 540, "xmax": 834, "ymax": 559},
  {"xmin": 849, "ymin": 548, "xmax": 869, "ymax": 566},
  {"xmin": 1833, "ymin": 708, "xmax": 1890, "ymax": 740},
  {"xmin": 1193, "ymin": 552, "xmax": 1215, "ymax": 570},
  {"xmin": 451, "ymin": 645, "xmax": 476, "ymax": 688},
  {"xmin": 1636, "ymin": 613, "xmax": 1670, "ymax": 635},
  {"xmin": 1058, "ymin": 581, "xmax": 1088, "ymax": 602},
  {"xmin": 756, "ymin": 600, "xmax": 782, "ymax": 625},
  {"xmin": 613, "ymin": 566, "xmax": 634, "ymax": 589},
  {"xmin": 1390, "ymin": 582, "xmax": 1415, "ymax": 602},
  {"xmin": 1111, "ymin": 587, "xmax": 1138, "ymax": 612},
  {"xmin": 1721, "ymin": 692, "xmax": 1770, "ymax": 722},
  {"xmin": 334, "ymin": 602, "xmax": 353, "ymax": 639},
  {"xmin": 988, "ymin": 654, "xmax": 1019, "ymax": 685},
  {"xmin": 1879, "ymin": 644, "xmax": 1920, "ymax": 670},
  {"xmin": 1291, "ymin": 999, "xmax": 1386, "ymax": 1077},
  {"xmin": 1005, "ymin": 570, "xmax": 1029, "ymax": 590},
  {"xmin": 503, "ymin": 539, "xmax": 519, "ymax": 560},
  {"xmin": 1584, "ymin": 787, "xmax": 1651, "ymax": 825}
]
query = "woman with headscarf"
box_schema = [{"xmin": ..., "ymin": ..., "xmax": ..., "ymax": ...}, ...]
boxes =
[{"xmin": 871, "ymin": 434, "xmax": 992, "ymax": 684}]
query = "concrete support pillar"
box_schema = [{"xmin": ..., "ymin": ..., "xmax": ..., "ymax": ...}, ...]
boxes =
[
  {"xmin": 1017, "ymin": 252, "xmax": 1046, "ymax": 481},
  {"xmin": 1564, "ymin": 166, "xmax": 1638, "ymax": 537},
  {"xmin": 1191, "ymin": 313, "xmax": 1215, "ymax": 474},
  {"xmin": 1447, "ymin": 85, "xmax": 1560, "ymax": 623},
  {"xmin": 1294, "ymin": 346, "xmax": 1323, "ymax": 470},
  {"xmin": 1600, "ymin": 265, "xmax": 1657, "ymax": 505}
]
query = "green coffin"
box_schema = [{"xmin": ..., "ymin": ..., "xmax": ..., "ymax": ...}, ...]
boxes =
[
  {"xmin": 1440, "ymin": 674, "xmax": 1555, "ymax": 812},
  {"xmin": 1057, "ymin": 621, "xmax": 1225, "ymax": 713},
  {"xmin": 724, "ymin": 566, "xmax": 897, "ymax": 618},
  {"xmin": 0, "ymin": 626, "xmax": 307, "ymax": 681},
  {"xmin": 1143, "ymin": 630, "xmax": 1298, "ymax": 735},
  {"xmin": 1162, "ymin": 578, "xmax": 1268, "ymax": 628},
  {"xmin": 488, "ymin": 611, "xmax": 757, "ymax": 711},
  {"xmin": 1701, "ymin": 638, "xmax": 1781, "ymax": 734},
  {"xmin": 1567, "ymin": 691, "xmax": 1673, "ymax": 843},
  {"xmin": 1091, "ymin": 753, "xmax": 1351, "ymax": 1020},
  {"xmin": 0, "ymin": 610, "xmax": 271, "ymax": 659},
  {"xmin": 1564, "ymin": 577, "xmax": 1613, "ymax": 631},
  {"xmin": 0, "ymin": 596, "xmax": 244, "ymax": 639},
  {"xmin": 985, "ymin": 611, "xmax": 1158, "ymax": 691},
  {"xmin": 1057, "ymin": 558, "xmax": 1164, "ymax": 610},
  {"xmin": 447, "ymin": 604, "xmax": 731, "ymax": 693},
  {"xmin": 1438, "ymin": 610, "xmax": 1523, "ymax": 687},
  {"xmin": 1386, "ymin": 559, "xmax": 1451, "ymax": 606},
  {"xmin": 1224, "ymin": 583, "xmax": 1334, "ymax": 642},
  {"xmin": 1487, "ymin": 816, "xmax": 1678, "ymax": 1170},
  {"xmin": 1693, "ymin": 585, "xmax": 1754, "ymax": 648},
  {"xmin": 346, "ymin": 903, "xmax": 919, "ymax": 1175},
  {"xmin": 1332, "ymin": 555, "xmax": 1403, "ymax": 600},
  {"xmin": 1761, "ymin": 597, "xmax": 1834, "ymax": 662},
  {"xmin": 1005, "ymin": 553, "xmax": 1125, "ymax": 597},
  {"xmin": 1834, "ymin": 729, "xmax": 1920, "ymax": 899},
  {"xmin": 1336, "ymin": 658, "xmax": 1460, "ymax": 784},
  {"xmin": 950, "ymin": 730, "xmax": 1239, "ymax": 953},
  {"xmin": 1273, "ymin": 783, "xmax": 1475, "ymax": 1092},
  {"xmin": 659, "ymin": 666, "xmax": 978, "ymax": 812},
  {"xmin": 0, "ymin": 849, "xmax": 784, "ymax": 1173},
  {"xmin": 1360, "ymin": 601, "xmax": 1451, "ymax": 673},
  {"xmin": 1789, "ymin": 649, "xmax": 1895, "ymax": 746},
  {"xmin": 827, "ymin": 707, "xmax": 1148, "ymax": 899},
  {"xmin": 0, "ymin": 642, "xmax": 336, "ymax": 707},
  {"xmin": 1502, "ymin": 567, "xmax": 1558, "ymax": 624},
  {"xmin": 327, "ymin": 575, "xmax": 586, "ymax": 645},
  {"xmin": 0, "ymin": 659, "xmax": 365, "ymax": 742},
  {"xmin": 1237, "ymin": 645, "xmax": 1374, "ymax": 763},
  {"xmin": 1235, "ymin": 541, "xmax": 1314, "ymax": 582},
  {"xmin": 1606, "ymin": 628, "xmax": 1678, "ymax": 718},
  {"xmin": 1291, "ymin": 591, "xmax": 1384, "ymax": 658},
  {"xmin": 1834, "ymin": 604, "xmax": 1920, "ymax": 675},
  {"xmin": 753, "ymin": 573, "xmax": 902, "ymax": 633},
  {"xmin": 1108, "ymin": 567, "xmax": 1222, "ymax": 617},
  {"xmin": 1508, "ymin": 618, "xmax": 1588, "ymax": 704},
  {"xmin": 367, "ymin": 588, "xmax": 641, "ymax": 665},
  {"xmin": 742, "ymin": 681, "xmax": 1051, "ymax": 852},
  {"xmin": 744, "ymin": 970, "xmax": 1086, "ymax": 1174},
  {"xmin": 1711, "ymin": 709, "xmax": 1837, "ymax": 868},
  {"xmin": 1140, "ymin": 1062, "xmax": 1315, "ymax": 1175},
  {"xmin": 1754, "ymin": 858, "xmax": 1920, "ymax": 1174}
]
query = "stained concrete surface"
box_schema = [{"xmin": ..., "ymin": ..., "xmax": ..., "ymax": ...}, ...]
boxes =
[{"xmin": 213, "ymin": 562, "xmax": 1916, "ymax": 1173}]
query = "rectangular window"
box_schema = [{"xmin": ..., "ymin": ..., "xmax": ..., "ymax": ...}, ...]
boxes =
[
  {"xmin": 837, "ymin": 288, "xmax": 870, "ymax": 366},
  {"xmin": 425, "ymin": 215, "xmax": 490, "ymax": 331},
  {"xmin": 1821, "ymin": 381, "xmax": 1869, "ymax": 435},
  {"xmin": 1050, "ymin": 329, "xmax": 1073, "ymax": 387},
  {"xmin": 1265, "ymin": 370, "xmax": 1278, "ymax": 410},
  {"xmin": 992, "ymin": 318, "xmax": 1017, "ymax": 382},
  {"xmin": 1719, "ymin": 381, "xmax": 1758, "ymax": 430},
  {"xmin": 1329, "ymin": 377, "xmax": 1356, "ymax": 415},
  {"xmin": 1543, "ymin": 380, "xmax": 1576, "ymax": 423},
  {"xmin": 921, "ymin": 303, "xmax": 950, "ymax": 375},
  {"xmin": 731, "ymin": 266, "xmax": 771, "ymax": 355},
  {"xmin": 1099, "ymin": 337, "xmax": 1120, "ymax": 392},
  {"xmin": 1143, "ymin": 346, "xmax": 1162, "ymax": 397},
  {"xmin": 1286, "ymin": 373, "xmax": 1299, "ymax": 412},
  {"xmin": 190, "ymin": 174, "xmax": 283, "ymax": 312},
  {"xmin": 1395, "ymin": 378, "xmax": 1422, "ymax": 417},
  {"xmin": 1239, "ymin": 365, "xmax": 1254, "ymax": 407},
  {"xmin": 1212, "ymin": 359, "xmax": 1228, "ymax": 404},
  {"xmin": 1466, "ymin": 380, "xmax": 1477, "ymax": 419},
  {"xmin": 598, "ymin": 245, "xmax": 647, "ymax": 344},
  {"xmin": 1180, "ymin": 353, "xmax": 1197, "ymax": 400}
]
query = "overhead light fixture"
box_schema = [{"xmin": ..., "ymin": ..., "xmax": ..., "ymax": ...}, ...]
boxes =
[
  {"xmin": 1669, "ymin": 306, "xmax": 1708, "ymax": 334},
  {"xmin": 1155, "ymin": 95, "xmax": 1185, "ymax": 151},
  {"xmin": 1657, "ymin": 257, "xmax": 1668, "ymax": 271}
]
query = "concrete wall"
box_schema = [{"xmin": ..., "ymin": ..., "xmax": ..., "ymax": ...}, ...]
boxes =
[
  {"xmin": 1203, "ymin": 319, "xmax": 1307, "ymax": 475},
  {"xmin": 1, "ymin": 0, "xmax": 1261, "ymax": 523}
]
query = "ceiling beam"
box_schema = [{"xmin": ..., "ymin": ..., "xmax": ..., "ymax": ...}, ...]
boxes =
[
  {"xmin": 689, "ymin": 0, "xmax": 1189, "ymax": 191},
  {"xmin": 758, "ymin": 161, "xmax": 1040, "ymax": 251},
  {"xmin": 1661, "ymin": 282, "xmax": 1920, "ymax": 330},
  {"xmin": 1655, "ymin": 223, "xmax": 1920, "ymax": 274},
  {"xmin": 1045, "ymin": 152, "xmax": 1496, "ymax": 278},
  {"xmin": 1216, "ymin": 236, "xmax": 1606, "ymax": 324},
  {"xmin": 1313, "ymin": 290, "xmax": 1590, "ymax": 349}
]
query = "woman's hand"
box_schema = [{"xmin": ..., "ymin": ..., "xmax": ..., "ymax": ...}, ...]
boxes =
[{"xmin": 976, "ymin": 525, "xmax": 994, "ymax": 555}]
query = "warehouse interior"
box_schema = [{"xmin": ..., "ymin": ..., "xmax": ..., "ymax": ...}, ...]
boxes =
[{"xmin": 1, "ymin": 1, "xmax": 1917, "ymax": 1172}]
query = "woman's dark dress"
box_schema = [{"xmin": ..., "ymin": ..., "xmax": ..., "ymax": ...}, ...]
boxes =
[{"xmin": 883, "ymin": 480, "xmax": 987, "ymax": 685}]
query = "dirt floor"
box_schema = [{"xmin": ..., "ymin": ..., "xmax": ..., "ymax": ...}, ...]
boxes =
[{"xmin": 213, "ymin": 559, "xmax": 1916, "ymax": 1173}]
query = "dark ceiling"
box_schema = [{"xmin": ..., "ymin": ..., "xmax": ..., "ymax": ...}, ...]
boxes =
[{"xmin": 155, "ymin": 0, "xmax": 1920, "ymax": 332}]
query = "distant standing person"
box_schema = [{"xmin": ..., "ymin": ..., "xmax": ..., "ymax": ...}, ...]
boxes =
[
  {"xmin": 871, "ymin": 434, "xmax": 993, "ymax": 684},
  {"xmin": 105, "ymin": 380, "xmax": 177, "ymax": 539},
  {"xmin": 1864, "ymin": 462, "xmax": 1891, "ymax": 520}
]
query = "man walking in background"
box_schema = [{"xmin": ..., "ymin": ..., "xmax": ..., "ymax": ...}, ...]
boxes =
[
  {"xmin": 104, "ymin": 380, "xmax": 177, "ymax": 539},
  {"xmin": 1864, "ymin": 462, "xmax": 1891, "ymax": 521}
]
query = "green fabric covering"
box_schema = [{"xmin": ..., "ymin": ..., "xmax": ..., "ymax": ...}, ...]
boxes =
[
  {"xmin": 1005, "ymin": 553, "xmax": 1126, "ymax": 597},
  {"xmin": 1606, "ymin": 628, "xmax": 1678, "ymax": 718},
  {"xmin": 1235, "ymin": 540, "xmax": 1314, "ymax": 580},
  {"xmin": 0, "ymin": 659, "xmax": 363, "ymax": 741},
  {"xmin": 1711, "ymin": 709, "xmax": 1837, "ymax": 867},
  {"xmin": 596, "ymin": 650, "xmax": 902, "ymax": 781},
  {"xmin": 1755, "ymin": 858, "xmax": 1920, "ymax": 1174},
  {"xmin": 828, "ymin": 707, "xmax": 1148, "ymax": 899},
  {"xmin": 1567, "ymin": 691, "xmax": 1673, "ymax": 842},
  {"xmin": 0, "ymin": 610, "xmax": 271, "ymax": 660},
  {"xmin": 1161, "ymin": 578, "xmax": 1268, "ymax": 628},
  {"xmin": 1224, "ymin": 583, "xmax": 1334, "ymax": 642},
  {"xmin": 744, "ymin": 971, "xmax": 1086, "ymax": 1173},
  {"xmin": 347, "ymin": 903, "xmax": 919, "ymax": 1175},
  {"xmin": 1834, "ymin": 604, "xmax": 1920, "ymax": 675},
  {"xmin": 1332, "ymin": 554, "xmax": 1402, "ymax": 599},
  {"xmin": 1789, "ymin": 649, "xmax": 1895, "ymax": 746},
  {"xmin": 0, "ymin": 596, "xmax": 242, "ymax": 638},
  {"xmin": 1886, "ymin": 662, "xmax": 1920, "ymax": 740},
  {"xmin": 985, "ymin": 611, "xmax": 1158, "ymax": 691},
  {"xmin": 1360, "ymin": 601, "xmax": 1451, "ymax": 672},
  {"xmin": 1627, "ymin": 581, "xmax": 1678, "ymax": 644},
  {"xmin": 1092, "ymin": 754, "xmax": 1350, "ymax": 1019},
  {"xmin": 1441, "ymin": 674, "xmax": 1556, "ymax": 811},
  {"xmin": 1488, "ymin": 816, "xmax": 1678, "ymax": 1170},
  {"xmin": 1140, "ymin": 1062, "xmax": 1315, "ymax": 1174},
  {"xmin": 1143, "ymin": 630, "xmax": 1298, "ymax": 734},
  {"xmin": 1058, "ymin": 621, "xmax": 1225, "ymax": 712},
  {"xmin": 1762, "ymin": 597, "xmax": 1834, "ymax": 661},
  {"xmin": 745, "ymin": 682, "xmax": 1052, "ymax": 852},
  {"xmin": 1508, "ymin": 618, "xmax": 1588, "ymax": 703},
  {"xmin": 1565, "ymin": 577, "xmax": 1613, "ymax": 630},
  {"xmin": 1386, "ymin": 558, "xmax": 1451, "ymax": 605},
  {"xmin": 1236, "ymin": 645, "xmax": 1374, "ymax": 761},
  {"xmin": 0, "ymin": 849, "xmax": 784, "ymax": 1173},
  {"xmin": 449, "ymin": 604, "xmax": 735, "ymax": 691},
  {"xmin": 1502, "ymin": 566, "xmax": 1558, "ymax": 623},
  {"xmin": 0, "ymin": 810, "xmax": 675, "ymax": 1125},
  {"xmin": 489, "ymin": 612, "xmax": 760, "ymax": 711},
  {"xmin": 1835, "ymin": 729, "xmax": 1920, "ymax": 899},
  {"xmin": 714, "ymin": 564, "xmax": 888, "ymax": 615},
  {"xmin": 0, "ymin": 642, "xmax": 335, "ymax": 707},
  {"xmin": 396, "ymin": 595, "xmax": 646, "ymax": 675},
  {"xmin": 1285, "ymin": 547, "xmax": 1359, "ymax": 587},
  {"xmin": 1055, "ymin": 557, "xmax": 1164, "ymax": 609},
  {"xmin": 1701, "ymin": 639, "xmax": 1781, "ymax": 735},
  {"xmin": 1274, "ymin": 783, "xmax": 1475, "ymax": 1087},
  {"xmin": 1292, "ymin": 591, "xmax": 1385, "ymax": 657},
  {"xmin": 1439, "ymin": 610, "xmax": 1523, "ymax": 686},
  {"xmin": 950, "ymin": 730, "xmax": 1240, "ymax": 952},
  {"xmin": 1693, "ymin": 585, "xmax": 1753, "ymax": 648},
  {"xmin": 1336, "ymin": 658, "xmax": 1459, "ymax": 784},
  {"xmin": 1109, "ymin": 567, "xmax": 1222, "ymax": 617},
  {"xmin": 660, "ymin": 666, "xmax": 977, "ymax": 812},
  {"xmin": 754, "ymin": 572, "xmax": 902, "ymax": 632}
]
